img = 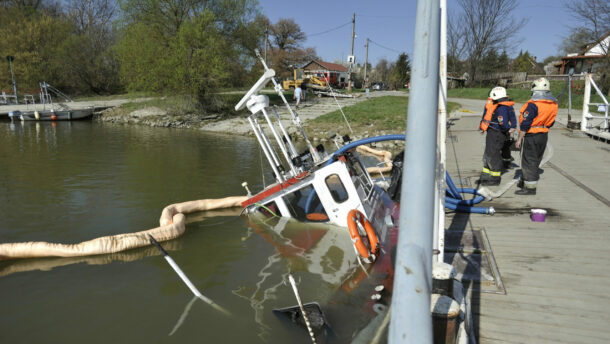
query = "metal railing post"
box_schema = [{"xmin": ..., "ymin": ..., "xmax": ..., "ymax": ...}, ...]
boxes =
[
  {"xmin": 581, "ymin": 73, "xmax": 591, "ymax": 131},
  {"xmin": 389, "ymin": 0, "xmax": 440, "ymax": 342}
]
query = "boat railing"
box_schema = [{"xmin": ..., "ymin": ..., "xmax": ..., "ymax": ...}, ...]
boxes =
[{"xmin": 581, "ymin": 73, "xmax": 609, "ymax": 131}]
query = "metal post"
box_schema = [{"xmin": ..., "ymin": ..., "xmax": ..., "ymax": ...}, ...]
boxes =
[
  {"xmin": 581, "ymin": 73, "xmax": 591, "ymax": 132},
  {"xmin": 261, "ymin": 107, "xmax": 297, "ymax": 176},
  {"xmin": 389, "ymin": 0, "xmax": 440, "ymax": 342},
  {"xmin": 435, "ymin": 0, "xmax": 448, "ymax": 264},
  {"xmin": 348, "ymin": 13, "xmax": 355, "ymax": 91},
  {"xmin": 271, "ymin": 106, "xmax": 299, "ymax": 158},
  {"xmin": 255, "ymin": 49, "xmax": 321, "ymax": 163},
  {"xmin": 568, "ymin": 71, "xmax": 572, "ymax": 122},
  {"xmin": 248, "ymin": 116, "xmax": 283, "ymax": 183},
  {"xmin": 6, "ymin": 56, "xmax": 18, "ymax": 103},
  {"xmin": 364, "ymin": 38, "xmax": 369, "ymax": 88}
]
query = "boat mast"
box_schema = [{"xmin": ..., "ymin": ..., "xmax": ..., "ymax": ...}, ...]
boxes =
[{"xmin": 389, "ymin": 0, "xmax": 440, "ymax": 342}]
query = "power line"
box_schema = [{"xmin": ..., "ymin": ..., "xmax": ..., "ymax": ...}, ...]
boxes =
[
  {"xmin": 307, "ymin": 21, "xmax": 352, "ymax": 37},
  {"xmin": 369, "ymin": 39, "xmax": 404, "ymax": 54}
]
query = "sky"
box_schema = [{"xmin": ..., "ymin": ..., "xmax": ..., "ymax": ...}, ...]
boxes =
[{"xmin": 257, "ymin": 0, "xmax": 581, "ymax": 66}]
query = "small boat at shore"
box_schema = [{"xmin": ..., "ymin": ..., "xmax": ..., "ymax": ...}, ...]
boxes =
[
  {"xmin": 9, "ymin": 108, "xmax": 93, "ymax": 121},
  {"xmin": 7, "ymin": 81, "xmax": 93, "ymax": 121}
]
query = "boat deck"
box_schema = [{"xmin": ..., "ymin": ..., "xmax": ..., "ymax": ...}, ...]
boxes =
[{"xmin": 444, "ymin": 99, "xmax": 610, "ymax": 343}]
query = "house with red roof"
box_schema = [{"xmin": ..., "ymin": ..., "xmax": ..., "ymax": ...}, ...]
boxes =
[{"xmin": 301, "ymin": 60, "xmax": 350, "ymax": 88}]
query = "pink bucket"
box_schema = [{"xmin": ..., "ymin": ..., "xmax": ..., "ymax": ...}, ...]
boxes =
[{"xmin": 530, "ymin": 209, "xmax": 547, "ymax": 222}]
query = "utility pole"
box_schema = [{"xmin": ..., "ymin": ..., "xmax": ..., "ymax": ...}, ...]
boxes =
[
  {"xmin": 264, "ymin": 26, "xmax": 269, "ymax": 65},
  {"xmin": 364, "ymin": 38, "xmax": 369, "ymax": 88},
  {"xmin": 348, "ymin": 13, "xmax": 355, "ymax": 91},
  {"xmin": 6, "ymin": 56, "xmax": 18, "ymax": 104}
]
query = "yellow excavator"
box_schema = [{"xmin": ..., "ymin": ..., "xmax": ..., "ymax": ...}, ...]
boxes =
[{"xmin": 281, "ymin": 69, "xmax": 328, "ymax": 91}]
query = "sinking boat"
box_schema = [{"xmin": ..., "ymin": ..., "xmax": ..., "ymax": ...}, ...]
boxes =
[{"xmin": 234, "ymin": 51, "xmax": 405, "ymax": 342}]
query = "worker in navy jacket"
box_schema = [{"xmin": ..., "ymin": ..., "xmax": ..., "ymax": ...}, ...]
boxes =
[
  {"xmin": 514, "ymin": 77, "xmax": 558, "ymax": 195},
  {"xmin": 478, "ymin": 86, "xmax": 517, "ymax": 186}
]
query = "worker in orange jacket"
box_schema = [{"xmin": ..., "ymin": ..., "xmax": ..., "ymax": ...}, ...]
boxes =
[
  {"xmin": 478, "ymin": 86, "xmax": 516, "ymax": 186},
  {"xmin": 515, "ymin": 77, "xmax": 558, "ymax": 195}
]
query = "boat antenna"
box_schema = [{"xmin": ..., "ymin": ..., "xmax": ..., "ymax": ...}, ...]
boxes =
[
  {"xmin": 321, "ymin": 71, "xmax": 353, "ymax": 135},
  {"xmin": 254, "ymin": 49, "xmax": 321, "ymax": 163},
  {"xmin": 148, "ymin": 235, "xmax": 231, "ymax": 316}
]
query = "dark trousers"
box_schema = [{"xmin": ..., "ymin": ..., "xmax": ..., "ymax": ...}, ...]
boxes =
[
  {"xmin": 521, "ymin": 132, "xmax": 548, "ymax": 182},
  {"xmin": 501, "ymin": 136, "xmax": 513, "ymax": 165},
  {"xmin": 483, "ymin": 129, "xmax": 509, "ymax": 174}
]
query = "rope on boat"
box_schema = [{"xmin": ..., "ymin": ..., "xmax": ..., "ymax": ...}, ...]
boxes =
[{"xmin": 0, "ymin": 196, "xmax": 247, "ymax": 261}]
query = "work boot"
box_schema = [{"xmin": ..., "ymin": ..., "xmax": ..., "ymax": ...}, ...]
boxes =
[
  {"xmin": 517, "ymin": 179, "xmax": 524, "ymax": 189},
  {"xmin": 515, "ymin": 188, "xmax": 536, "ymax": 195},
  {"xmin": 503, "ymin": 161, "xmax": 512, "ymax": 169}
]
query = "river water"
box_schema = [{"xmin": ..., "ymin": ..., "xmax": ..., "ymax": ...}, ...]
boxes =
[{"xmin": 0, "ymin": 120, "xmax": 383, "ymax": 343}]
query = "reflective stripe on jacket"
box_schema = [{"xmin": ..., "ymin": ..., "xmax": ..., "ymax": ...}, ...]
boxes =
[
  {"xmin": 480, "ymin": 99, "xmax": 516, "ymax": 131},
  {"xmin": 519, "ymin": 99, "xmax": 558, "ymax": 134}
]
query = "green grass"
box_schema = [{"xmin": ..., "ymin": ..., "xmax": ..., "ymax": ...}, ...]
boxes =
[
  {"xmin": 73, "ymin": 91, "xmax": 154, "ymax": 102},
  {"xmin": 447, "ymin": 81, "xmax": 606, "ymax": 109},
  {"xmin": 305, "ymin": 95, "xmax": 460, "ymax": 133}
]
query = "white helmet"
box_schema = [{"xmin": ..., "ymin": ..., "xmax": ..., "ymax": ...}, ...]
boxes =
[
  {"xmin": 489, "ymin": 86, "xmax": 507, "ymax": 101},
  {"xmin": 531, "ymin": 77, "xmax": 550, "ymax": 91}
]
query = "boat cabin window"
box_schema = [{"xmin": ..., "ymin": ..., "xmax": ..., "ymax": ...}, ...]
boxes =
[
  {"xmin": 325, "ymin": 174, "xmax": 348, "ymax": 203},
  {"xmin": 283, "ymin": 185, "xmax": 329, "ymax": 222},
  {"xmin": 260, "ymin": 201, "xmax": 279, "ymax": 218},
  {"xmin": 345, "ymin": 153, "xmax": 374, "ymax": 191}
]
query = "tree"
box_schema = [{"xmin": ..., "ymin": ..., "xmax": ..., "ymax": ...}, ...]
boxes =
[
  {"xmin": 373, "ymin": 59, "xmax": 390, "ymax": 84},
  {"xmin": 266, "ymin": 18, "xmax": 315, "ymax": 79},
  {"xmin": 271, "ymin": 18, "xmax": 305, "ymax": 51},
  {"xmin": 447, "ymin": 12, "xmax": 467, "ymax": 76},
  {"xmin": 454, "ymin": 0, "xmax": 526, "ymax": 83},
  {"xmin": 61, "ymin": 0, "xmax": 121, "ymax": 94},
  {"xmin": 389, "ymin": 53, "xmax": 410, "ymax": 89},
  {"xmin": 511, "ymin": 50, "xmax": 540, "ymax": 74}
]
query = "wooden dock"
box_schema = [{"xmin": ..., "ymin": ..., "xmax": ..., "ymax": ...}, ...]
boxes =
[{"xmin": 445, "ymin": 98, "xmax": 610, "ymax": 343}]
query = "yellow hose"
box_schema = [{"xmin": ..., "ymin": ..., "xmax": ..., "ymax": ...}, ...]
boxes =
[{"xmin": 0, "ymin": 196, "xmax": 248, "ymax": 261}]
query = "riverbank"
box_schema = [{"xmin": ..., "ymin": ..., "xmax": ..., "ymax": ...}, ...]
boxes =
[{"xmin": 96, "ymin": 91, "xmax": 409, "ymax": 140}]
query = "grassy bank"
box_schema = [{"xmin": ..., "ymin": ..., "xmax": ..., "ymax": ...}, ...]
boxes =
[
  {"xmin": 304, "ymin": 95, "xmax": 460, "ymax": 135},
  {"xmin": 447, "ymin": 81, "xmax": 606, "ymax": 109}
]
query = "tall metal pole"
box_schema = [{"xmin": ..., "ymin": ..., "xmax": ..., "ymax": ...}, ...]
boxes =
[
  {"xmin": 435, "ymin": 0, "xmax": 448, "ymax": 263},
  {"xmin": 6, "ymin": 56, "xmax": 18, "ymax": 103},
  {"xmin": 364, "ymin": 38, "xmax": 369, "ymax": 88},
  {"xmin": 389, "ymin": 0, "xmax": 440, "ymax": 342},
  {"xmin": 348, "ymin": 13, "xmax": 355, "ymax": 91}
]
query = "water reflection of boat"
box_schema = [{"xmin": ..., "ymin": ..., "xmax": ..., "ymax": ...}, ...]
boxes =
[{"xmin": 236, "ymin": 51, "xmax": 402, "ymax": 342}]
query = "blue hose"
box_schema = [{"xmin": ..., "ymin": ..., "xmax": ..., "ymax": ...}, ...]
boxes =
[
  {"xmin": 445, "ymin": 170, "xmax": 462, "ymax": 200},
  {"xmin": 445, "ymin": 174, "xmax": 492, "ymax": 214},
  {"xmin": 324, "ymin": 134, "xmax": 406, "ymax": 166}
]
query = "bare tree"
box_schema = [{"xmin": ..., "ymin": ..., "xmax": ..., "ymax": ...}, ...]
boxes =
[
  {"xmin": 567, "ymin": 0, "xmax": 610, "ymax": 54},
  {"xmin": 271, "ymin": 18, "xmax": 306, "ymax": 51},
  {"xmin": 456, "ymin": 0, "xmax": 526, "ymax": 82},
  {"xmin": 447, "ymin": 13, "xmax": 468, "ymax": 76},
  {"xmin": 66, "ymin": 0, "xmax": 116, "ymax": 34}
]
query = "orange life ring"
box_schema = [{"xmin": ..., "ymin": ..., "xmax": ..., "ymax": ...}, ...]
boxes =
[{"xmin": 347, "ymin": 209, "xmax": 379, "ymax": 263}]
